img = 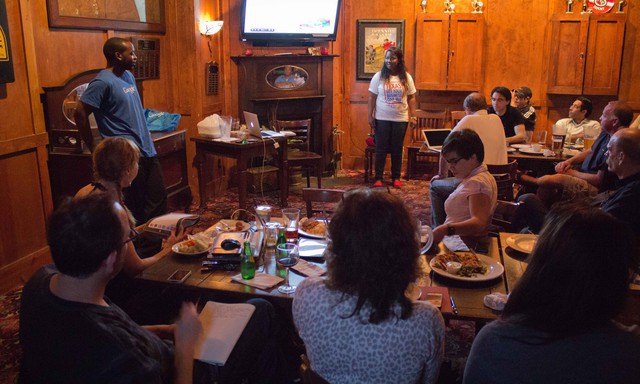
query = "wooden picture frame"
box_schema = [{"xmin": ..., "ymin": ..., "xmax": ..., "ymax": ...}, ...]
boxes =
[
  {"xmin": 46, "ymin": 0, "xmax": 165, "ymax": 34},
  {"xmin": 356, "ymin": 19, "xmax": 405, "ymax": 81}
]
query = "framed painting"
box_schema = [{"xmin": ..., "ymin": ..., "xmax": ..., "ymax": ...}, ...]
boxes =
[
  {"xmin": 356, "ymin": 19, "xmax": 405, "ymax": 80},
  {"xmin": 46, "ymin": 0, "xmax": 165, "ymax": 34}
]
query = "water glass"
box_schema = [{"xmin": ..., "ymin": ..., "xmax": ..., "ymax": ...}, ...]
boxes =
[
  {"xmin": 255, "ymin": 205, "xmax": 272, "ymax": 228},
  {"xmin": 281, "ymin": 208, "xmax": 300, "ymax": 243},
  {"xmin": 537, "ymin": 131, "xmax": 547, "ymax": 146},
  {"xmin": 525, "ymin": 130, "xmax": 534, "ymax": 144},
  {"xmin": 276, "ymin": 243, "xmax": 299, "ymax": 294},
  {"xmin": 265, "ymin": 222, "xmax": 280, "ymax": 247}
]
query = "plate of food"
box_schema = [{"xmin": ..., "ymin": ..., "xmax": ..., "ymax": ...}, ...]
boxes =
[
  {"xmin": 511, "ymin": 144, "xmax": 530, "ymax": 149},
  {"xmin": 506, "ymin": 233, "xmax": 537, "ymax": 254},
  {"xmin": 507, "ymin": 147, "xmax": 516, "ymax": 153},
  {"xmin": 430, "ymin": 251, "xmax": 504, "ymax": 282},
  {"xmin": 518, "ymin": 147, "xmax": 545, "ymax": 155},
  {"xmin": 172, "ymin": 238, "xmax": 212, "ymax": 256},
  {"xmin": 299, "ymin": 218, "xmax": 328, "ymax": 239},
  {"xmin": 213, "ymin": 219, "xmax": 251, "ymax": 232}
]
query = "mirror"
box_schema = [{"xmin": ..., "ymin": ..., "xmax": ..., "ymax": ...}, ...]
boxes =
[
  {"xmin": 63, "ymin": 83, "xmax": 97, "ymax": 128},
  {"xmin": 266, "ymin": 65, "xmax": 308, "ymax": 90},
  {"xmin": 47, "ymin": 0, "xmax": 165, "ymax": 33}
]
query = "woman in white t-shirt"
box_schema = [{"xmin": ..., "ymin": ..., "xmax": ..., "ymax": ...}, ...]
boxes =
[{"xmin": 367, "ymin": 47, "xmax": 417, "ymax": 188}]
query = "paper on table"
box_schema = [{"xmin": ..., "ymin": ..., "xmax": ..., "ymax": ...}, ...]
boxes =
[
  {"xmin": 231, "ymin": 272, "xmax": 283, "ymax": 290},
  {"xmin": 194, "ymin": 301, "xmax": 255, "ymax": 366},
  {"xmin": 442, "ymin": 235, "xmax": 470, "ymax": 251},
  {"xmin": 291, "ymin": 259, "xmax": 326, "ymax": 277}
]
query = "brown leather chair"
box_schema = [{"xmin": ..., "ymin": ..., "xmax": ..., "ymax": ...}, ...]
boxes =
[
  {"xmin": 276, "ymin": 119, "xmax": 323, "ymax": 188},
  {"xmin": 301, "ymin": 188, "xmax": 345, "ymax": 218},
  {"xmin": 406, "ymin": 110, "xmax": 447, "ymax": 179},
  {"xmin": 487, "ymin": 160, "xmax": 519, "ymax": 201}
]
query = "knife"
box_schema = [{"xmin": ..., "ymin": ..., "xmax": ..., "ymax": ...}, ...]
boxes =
[{"xmin": 450, "ymin": 294, "xmax": 458, "ymax": 316}]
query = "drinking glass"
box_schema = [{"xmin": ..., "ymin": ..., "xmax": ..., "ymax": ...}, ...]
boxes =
[
  {"xmin": 281, "ymin": 208, "xmax": 300, "ymax": 243},
  {"xmin": 276, "ymin": 243, "xmax": 299, "ymax": 294},
  {"xmin": 583, "ymin": 125, "xmax": 599, "ymax": 151},
  {"xmin": 525, "ymin": 130, "xmax": 534, "ymax": 144},
  {"xmin": 255, "ymin": 205, "xmax": 272, "ymax": 229},
  {"xmin": 537, "ymin": 131, "xmax": 547, "ymax": 146}
]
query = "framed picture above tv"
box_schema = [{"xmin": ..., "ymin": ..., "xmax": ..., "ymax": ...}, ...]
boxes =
[{"xmin": 356, "ymin": 19, "xmax": 405, "ymax": 80}]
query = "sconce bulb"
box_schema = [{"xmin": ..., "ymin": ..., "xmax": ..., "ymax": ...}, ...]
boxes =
[{"xmin": 199, "ymin": 20, "xmax": 224, "ymax": 36}]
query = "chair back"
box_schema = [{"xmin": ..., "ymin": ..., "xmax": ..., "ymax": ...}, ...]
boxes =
[
  {"xmin": 487, "ymin": 160, "xmax": 519, "ymax": 201},
  {"xmin": 450, "ymin": 110, "xmax": 466, "ymax": 128},
  {"xmin": 411, "ymin": 110, "xmax": 447, "ymax": 143},
  {"xmin": 300, "ymin": 354, "xmax": 329, "ymax": 384},
  {"xmin": 490, "ymin": 200, "xmax": 523, "ymax": 234},
  {"xmin": 276, "ymin": 119, "xmax": 313, "ymax": 151},
  {"xmin": 302, "ymin": 188, "xmax": 345, "ymax": 218}
]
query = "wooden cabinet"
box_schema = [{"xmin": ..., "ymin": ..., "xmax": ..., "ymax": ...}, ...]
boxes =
[
  {"xmin": 414, "ymin": 13, "xmax": 484, "ymax": 91},
  {"xmin": 547, "ymin": 13, "xmax": 626, "ymax": 95}
]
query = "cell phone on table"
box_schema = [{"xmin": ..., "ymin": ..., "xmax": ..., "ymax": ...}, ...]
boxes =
[{"xmin": 167, "ymin": 269, "xmax": 192, "ymax": 284}]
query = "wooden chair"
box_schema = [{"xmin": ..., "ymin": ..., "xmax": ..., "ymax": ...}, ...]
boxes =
[
  {"xmin": 302, "ymin": 187, "xmax": 345, "ymax": 218},
  {"xmin": 490, "ymin": 200, "xmax": 523, "ymax": 234},
  {"xmin": 300, "ymin": 354, "xmax": 329, "ymax": 384},
  {"xmin": 450, "ymin": 110, "xmax": 466, "ymax": 128},
  {"xmin": 276, "ymin": 119, "xmax": 323, "ymax": 188},
  {"xmin": 364, "ymin": 137, "xmax": 375, "ymax": 183},
  {"xmin": 487, "ymin": 160, "xmax": 519, "ymax": 201},
  {"xmin": 406, "ymin": 110, "xmax": 447, "ymax": 179}
]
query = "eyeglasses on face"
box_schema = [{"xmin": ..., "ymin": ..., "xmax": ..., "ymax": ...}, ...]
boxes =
[
  {"xmin": 445, "ymin": 157, "xmax": 464, "ymax": 165},
  {"xmin": 123, "ymin": 228, "xmax": 140, "ymax": 245}
]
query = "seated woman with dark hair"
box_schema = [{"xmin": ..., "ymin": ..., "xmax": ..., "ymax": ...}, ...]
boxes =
[
  {"xmin": 464, "ymin": 203, "xmax": 640, "ymax": 384},
  {"xmin": 431, "ymin": 129, "xmax": 497, "ymax": 245},
  {"xmin": 293, "ymin": 189, "xmax": 445, "ymax": 384}
]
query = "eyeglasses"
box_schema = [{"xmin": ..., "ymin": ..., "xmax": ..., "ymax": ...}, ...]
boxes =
[
  {"xmin": 445, "ymin": 157, "xmax": 463, "ymax": 165},
  {"xmin": 123, "ymin": 228, "xmax": 140, "ymax": 245}
]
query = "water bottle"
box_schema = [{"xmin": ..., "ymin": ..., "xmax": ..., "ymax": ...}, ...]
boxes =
[{"xmin": 240, "ymin": 241, "xmax": 255, "ymax": 280}]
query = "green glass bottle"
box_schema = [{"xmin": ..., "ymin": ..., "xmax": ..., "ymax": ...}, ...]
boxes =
[
  {"xmin": 277, "ymin": 226, "xmax": 287, "ymax": 246},
  {"xmin": 240, "ymin": 241, "xmax": 255, "ymax": 280}
]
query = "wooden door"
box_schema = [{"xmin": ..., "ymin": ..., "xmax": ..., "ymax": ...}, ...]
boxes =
[
  {"xmin": 414, "ymin": 13, "xmax": 449, "ymax": 90},
  {"xmin": 547, "ymin": 13, "xmax": 589, "ymax": 95},
  {"xmin": 583, "ymin": 13, "xmax": 626, "ymax": 95},
  {"xmin": 447, "ymin": 14, "xmax": 484, "ymax": 91}
]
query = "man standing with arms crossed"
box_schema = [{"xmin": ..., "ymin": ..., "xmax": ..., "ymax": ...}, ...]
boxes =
[{"xmin": 75, "ymin": 37, "xmax": 167, "ymax": 225}]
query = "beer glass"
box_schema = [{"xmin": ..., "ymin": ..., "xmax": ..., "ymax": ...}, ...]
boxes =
[{"xmin": 281, "ymin": 208, "xmax": 300, "ymax": 243}]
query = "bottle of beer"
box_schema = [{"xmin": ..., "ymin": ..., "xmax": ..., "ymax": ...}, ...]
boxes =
[
  {"xmin": 240, "ymin": 241, "xmax": 255, "ymax": 280},
  {"xmin": 277, "ymin": 226, "xmax": 287, "ymax": 246}
]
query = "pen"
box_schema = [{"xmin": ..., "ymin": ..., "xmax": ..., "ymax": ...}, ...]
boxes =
[{"xmin": 450, "ymin": 294, "xmax": 458, "ymax": 316}]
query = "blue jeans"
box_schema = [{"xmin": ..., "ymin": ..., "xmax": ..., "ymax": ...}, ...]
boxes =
[
  {"xmin": 374, "ymin": 119, "xmax": 408, "ymax": 181},
  {"xmin": 429, "ymin": 177, "xmax": 461, "ymax": 227}
]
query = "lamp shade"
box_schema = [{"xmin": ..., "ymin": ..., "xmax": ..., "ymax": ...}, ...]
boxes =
[{"xmin": 199, "ymin": 20, "xmax": 224, "ymax": 36}]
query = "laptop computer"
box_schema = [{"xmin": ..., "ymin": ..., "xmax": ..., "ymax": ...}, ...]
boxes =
[
  {"xmin": 243, "ymin": 111, "xmax": 283, "ymax": 138},
  {"xmin": 422, "ymin": 129, "xmax": 452, "ymax": 152}
]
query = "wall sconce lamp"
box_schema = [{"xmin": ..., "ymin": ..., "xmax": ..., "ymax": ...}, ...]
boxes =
[{"xmin": 199, "ymin": 20, "xmax": 224, "ymax": 59}]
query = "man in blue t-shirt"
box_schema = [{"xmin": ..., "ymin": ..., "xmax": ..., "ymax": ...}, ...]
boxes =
[{"xmin": 75, "ymin": 37, "xmax": 166, "ymax": 225}]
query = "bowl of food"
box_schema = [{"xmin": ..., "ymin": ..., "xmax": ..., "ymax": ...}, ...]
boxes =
[{"xmin": 172, "ymin": 238, "xmax": 211, "ymax": 256}]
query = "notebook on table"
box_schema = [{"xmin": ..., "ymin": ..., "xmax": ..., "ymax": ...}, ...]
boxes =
[
  {"xmin": 243, "ymin": 111, "xmax": 284, "ymax": 138},
  {"xmin": 422, "ymin": 129, "xmax": 452, "ymax": 152}
]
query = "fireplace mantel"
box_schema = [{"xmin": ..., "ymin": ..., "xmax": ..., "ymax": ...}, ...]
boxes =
[{"xmin": 232, "ymin": 55, "xmax": 336, "ymax": 173}]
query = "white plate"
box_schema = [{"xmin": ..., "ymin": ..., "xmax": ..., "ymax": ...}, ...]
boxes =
[
  {"xmin": 429, "ymin": 254, "xmax": 504, "ymax": 282},
  {"xmin": 518, "ymin": 148, "xmax": 545, "ymax": 155},
  {"xmin": 511, "ymin": 144, "xmax": 530, "ymax": 149},
  {"xmin": 405, "ymin": 283, "xmax": 422, "ymax": 301},
  {"xmin": 172, "ymin": 239, "xmax": 211, "ymax": 256},
  {"xmin": 298, "ymin": 238, "xmax": 328, "ymax": 258},
  {"xmin": 506, "ymin": 234, "xmax": 537, "ymax": 254},
  {"xmin": 299, "ymin": 218, "xmax": 328, "ymax": 239},
  {"xmin": 507, "ymin": 147, "xmax": 516, "ymax": 153},
  {"xmin": 213, "ymin": 219, "xmax": 251, "ymax": 232}
]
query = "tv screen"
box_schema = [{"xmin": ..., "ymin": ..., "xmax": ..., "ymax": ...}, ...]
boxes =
[{"xmin": 241, "ymin": 0, "xmax": 341, "ymax": 44}]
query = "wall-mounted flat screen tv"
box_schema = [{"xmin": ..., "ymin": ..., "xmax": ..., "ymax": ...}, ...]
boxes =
[{"xmin": 241, "ymin": 0, "xmax": 342, "ymax": 45}]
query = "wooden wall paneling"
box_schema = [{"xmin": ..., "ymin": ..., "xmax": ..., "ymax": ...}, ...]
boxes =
[
  {"xmin": 414, "ymin": 14, "xmax": 448, "ymax": 90},
  {"xmin": 447, "ymin": 14, "xmax": 484, "ymax": 91},
  {"xmin": 547, "ymin": 13, "xmax": 589, "ymax": 94},
  {"xmin": 583, "ymin": 13, "xmax": 626, "ymax": 95},
  {"xmin": 617, "ymin": 2, "xmax": 640, "ymax": 105}
]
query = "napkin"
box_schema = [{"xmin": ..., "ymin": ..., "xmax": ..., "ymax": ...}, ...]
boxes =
[
  {"xmin": 291, "ymin": 259, "xmax": 326, "ymax": 277},
  {"xmin": 442, "ymin": 235, "xmax": 470, "ymax": 251},
  {"xmin": 231, "ymin": 272, "xmax": 283, "ymax": 290},
  {"xmin": 542, "ymin": 149, "xmax": 555, "ymax": 157},
  {"xmin": 484, "ymin": 292, "xmax": 509, "ymax": 311}
]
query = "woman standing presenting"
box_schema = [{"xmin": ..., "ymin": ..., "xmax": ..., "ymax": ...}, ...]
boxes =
[{"xmin": 368, "ymin": 47, "xmax": 417, "ymax": 188}]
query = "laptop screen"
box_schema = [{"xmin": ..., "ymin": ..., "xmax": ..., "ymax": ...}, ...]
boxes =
[{"xmin": 422, "ymin": 129, "xmax": 452, "ymax": 149}]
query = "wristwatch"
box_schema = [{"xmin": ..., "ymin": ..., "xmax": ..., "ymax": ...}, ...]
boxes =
[{"xmin": 447, "ymin": 224, "xmax": 456, "ymax": 236}]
